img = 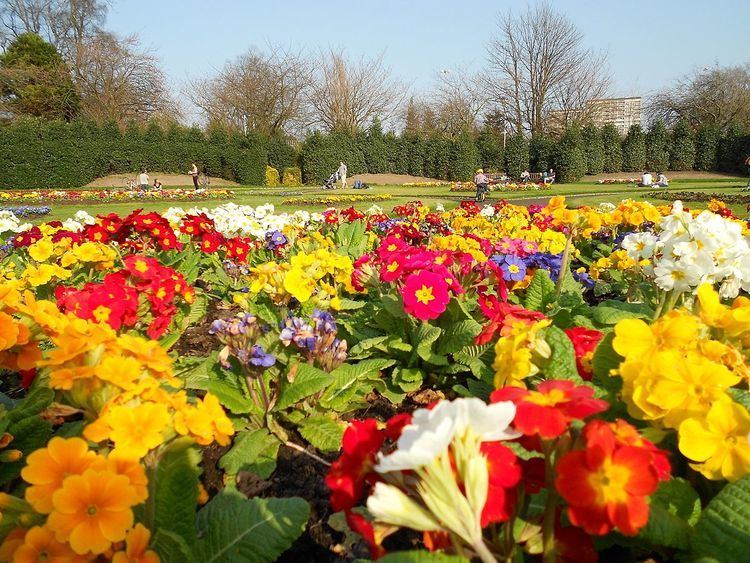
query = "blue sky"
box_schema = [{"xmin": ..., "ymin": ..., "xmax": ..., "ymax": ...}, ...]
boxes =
[{"xmin": 108, "ymin": 0, "xmax": 748, "ymax": 123}]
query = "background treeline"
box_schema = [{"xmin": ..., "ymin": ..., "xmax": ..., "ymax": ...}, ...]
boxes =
[
  {"xmin": 1, "ymin": 118, "xmax": 266, "ymax": 189},
  {"xmin": 4, "ymin": 116, "xmax": 749, "ymax": 188}
]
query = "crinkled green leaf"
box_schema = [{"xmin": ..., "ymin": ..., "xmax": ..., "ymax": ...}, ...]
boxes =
[
  {"xmin": 276, "ymin": 363, "xmax": 333, "ymax": 411},
  {"xmin": 691, "ymin": 476, "xmax": 750, "ymax": 561},
  {"xmin": 524, "ymin": 269, "xmax": 555, "ymax": 312},
  {"xmin": 541, "ymin": 326, "xmax": 581, "ymax": 382},
  {"xmin": 219, "ymin": 428, "xmax": 280, "ymax": 479},
  {"xmin": 592, "ymin": 300, "xmax": 653, "ymax": 325},
  {"xmin": 435, "ymin": 319, "xmax": 482, "ymax": 355},
  {"xmin": 298, "ymin": 415, "xmax": 345, "ymax": 452}
]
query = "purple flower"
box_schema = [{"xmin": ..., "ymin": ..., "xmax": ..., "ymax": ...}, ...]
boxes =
[
  {"xmin": 312, "ymin": 309, "xmax": 337, "ymax": 334},
  {"xmin": 249, "ymin": 344, "xmax": 276, "ymax": 367},
  {"xmin": 265, "ymin": 230, "xmax": 288, "ymax": 250},
  {"xmin": 501, "ymin": 255, "xmax": 527, "ymax": 282}
]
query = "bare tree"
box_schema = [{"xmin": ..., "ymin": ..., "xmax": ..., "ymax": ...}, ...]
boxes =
[
  {"xmin": 430, "ymin": 67, "xmax": 492, "ymax": 137},
  {"xmin": 190, "ymin": 45, "xmax": 311, "ymax": 136},
  {"xmin": 71, "ymin": 32, "xmax": 178, "ymax": 125},
  {"xmin": 648, "ymin": 64, "xmax": 750, "ymax": 130},
  {"xmin": 0, "ymin": 0, "xmax": 107, "ymax": 56},
  {"xmin": 487, "ymin": 1, "xmax": 609, "ymax": 135},
  {"xmin": 308, "ymin": 50, "xmax": 406, "ymax": 134}
]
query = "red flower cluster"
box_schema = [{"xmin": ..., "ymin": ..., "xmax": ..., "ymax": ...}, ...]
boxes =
[
  {"xmin": 56, "ymin": 255, "xmax": 195, "ymax": 338},
  {"xmin": 12, "ymin": 226, "xmax": 43, "ymax": 247},
  {"xmin": 565, "ymin": 327, "xmax": 604, "ymax": 380},
  {"xmin": 491, "ymin": 380, "xmax": 608, "ymax": 439},
  {"xmin": 475, "ymin": 293, "xmax": 545, "ymax": 345},
  {"xmin": 555, "ymin": 419, "xmax": 669, "ymax": 536}
]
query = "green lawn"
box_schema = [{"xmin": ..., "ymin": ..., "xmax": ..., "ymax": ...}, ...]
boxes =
[{"xmin": 14, "ymin": 178, "xmax": 750, "ymax": 223}]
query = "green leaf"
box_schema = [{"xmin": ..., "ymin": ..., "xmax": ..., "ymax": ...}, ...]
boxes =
[
  {"xmin": 298, "ymin": 415, "xmax": 345, "ymax": 452},
  {"xmin": 592, "ymin": 300, "xmax": 653, "ymax": 325},
  {"xmin": 638, "ymin": 478, "xmax": 700, "ymax": 550},
  {"xmin": 348, "ymin": 336, "xmax": 388, "ymax": 359},
  {"xmin": 175, "ymin": 353, "xmax": 218, "ymax": 391},
  {"xmin": 524, "ymin": 269, "xmax": 555, "ymax": 312},
  {"xmin": 151, "ymin": 529, "xmax": 195, "ymax": 563},
  {"xmin": 207, "ymin": 368, "xmax": 254, "ymax": 414},
  {"xmin": 392, "ymin": 367, "xmax": 424, "ymax": 393},
  {"xmin": 728, "ymin": 388, "xmax": 750, "ymax": 411},
  {"xmin": 161, "ymin": 293, "xmax": 208, "ymax": 350},
  {"xmin": 0, "ymin": 415, "xmax": 52, "ymax": 485},
  {"xmin": 219, "ymin": 429, "xmax": 280, "ymax": 479},
  {"xmin": 320, "ymin": 359, "xmax": 394, "ymax": 412},
  {"xmin": 435, "ymin": 319, "xmax": 482, "ymax": 355},
  {"xmin": 414, "ymin": 323, "xmax": 445, "ymax": 365},
  {"xmin": 7, "ymin": 386, "xmax": 53, "ymax": 423},
  {"xmin": 373, "ymin": 552, "xmax": 469, "ymax": 562},
  {"xmin": 276, "ymin": 363, "xmax": 334, "ymax": 411},
  {"xmin": 591, "ymin": 332, "xmax": 621, "ymax": 381},
  {"xmin": 195, "ymin": 492, "xmax": 309, "ymax": 563},
  {"xmin": 691, "ymin": 476, "xmax": 750, "ymax": 561},
  {"xmin": 541, "ymin": 326, "xmax": 581, "ymax": 382},
  {"xmin": 151, "ymin": 438, "xmax": 201, "ymax": 548},
  {"xmin": 247, "ymin": 299, "xmax": 280, "ymax": 327}
]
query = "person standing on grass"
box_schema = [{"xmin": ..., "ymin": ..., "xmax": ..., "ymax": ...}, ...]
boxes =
[
  {"xmin": 338, "ymin": 161, "xmax": 348, "ymax": 189},
  {"xmin": 474, "ymin": 168, "xmax": 489, "ymax": 202},
  {"xmin": 138, "ymin": 169, "xmax": 149, "ymax": 191},
  {"xmin": 189, "ymin": 162, "xmax": 199, "ymax": 190}
]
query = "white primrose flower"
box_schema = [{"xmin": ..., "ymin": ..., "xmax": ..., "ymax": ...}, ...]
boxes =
[
  {"xmin": 375, "ymin": 397, "xmax": 518, "ymax": 473},
  {"xmin": 479, "ymin": 205, "xmax": 495, "ymax": 218},
  {"xmin": 621, "ymin": 232, "xmax": 657, "ymax": 260},
  {"xmin": 366, "ymin": 482, "xmax": 443, "ymax": 532}
]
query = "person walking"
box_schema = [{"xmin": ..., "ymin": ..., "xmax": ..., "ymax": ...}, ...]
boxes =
[
  {"xmin": 474, "ymin": 168, "xmax": 490, "ymax": 202},
  {"xmin": 138, "ymin": 169, "xmax": 149, "ymax": 191},
  {"xmin": 337, "ymin": 161, "xmax": 348, "ymax": 189},
  {"xmin": 189, "ymin": 162, "xmax": 199, "ymax": 190},
  {"xmin": 744, "ymin": 154, "xmax": 750, "ymax": 190}
]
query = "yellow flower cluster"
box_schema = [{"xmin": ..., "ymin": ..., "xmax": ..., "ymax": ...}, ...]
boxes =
[
  {"xmin": 492, "ymin": 319, "xmax": 552, "ymax": 388},
  {"xmin": 245, "ymin": 248, "xmax": 356, "ymax": 310},
  {"xmin": 0, "ymin": 437, "xmax": 159, "ymax": 559},
  {"xmin": 612, "ymin": 284, "xmax": 750, "ymax": 481},
  {"xmin": 588, "ymin": 249, "xmax": 646, "ymax": 280},
  {"xmin": 429, "ymin": 235, "xmax": 488, "ymax": 263}
]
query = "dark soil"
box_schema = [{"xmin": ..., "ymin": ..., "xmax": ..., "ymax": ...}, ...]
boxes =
[{"xmin": 172, "ymin": 298, "xmax": 240, "ymax": 357}]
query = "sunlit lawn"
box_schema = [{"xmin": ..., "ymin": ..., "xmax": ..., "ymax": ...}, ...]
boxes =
[{"xmin": 17, "ymin": 178, "xmax": 750, "ymax": 223}]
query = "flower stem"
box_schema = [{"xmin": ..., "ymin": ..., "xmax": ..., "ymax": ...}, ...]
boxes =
[
  {"xmin": 541, "ymin": 441, "xmax": 559, "ymax": 563},
  {"xmin": 471, "ymin": 537, "xmax": 498, "ymax": 563},
  {"xmin": 284, "ymin": 441, "xmax": 331, "ymax": 467},
  {"xmin": 554, "ymin": 230, "xmax": 574, "ymax": 299}
]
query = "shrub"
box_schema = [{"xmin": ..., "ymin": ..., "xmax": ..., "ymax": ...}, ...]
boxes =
[
  {"xmin": 717, "ymin": 122, "xmax": 748, "ymax": 173},
  {"xmin": 622, "ymin": 124, "xmax": 646, "ymax": 172},
  {"xmin": 504, "ymin": 132, "xmax": 529, "ymax": 179},
  {"xmin": 581, "ymin": 124, "xmax": 605, "ymax": 175},
  {"xmin": 529, "ymin": 135, "xmax": 557, "ymax": 173},
  {"xmin": 265, "ymin": 134, "xmax": 298, "ymax": 171},
  {"xmin": 694, "ymin": 124, "xmax": 720, "ymax": 171},
  {"xmin": 556, "ymin": 126, "xmax": 586, "ymax": 183},
  {"xmin": 300, "ymin": 131, "xmax": 366, "ymax": 184},
  {"xmin": 669, "ymin": 118, "xmax": 696, "ymax": 171},
  {"xmin": 475, "ymin": 129, "xmax": 504, "ymax": 171},
  {"xmin": 449, "ymin": 133, "xmax": 480, "ymax": 181},
  {"xmin": 645, "ymin": 120, "xmax": 670, "ymax": 171},
  {"xmin": 601, "ymin": 123, "xmax": 623, "ymax": 172},
  {"xmin": 265, "ymin": 165, "xmax": 280, "ymax": 186},
  {"xmin": 282, "ymin": 166, "xmax": 302, "ymax": 186}
]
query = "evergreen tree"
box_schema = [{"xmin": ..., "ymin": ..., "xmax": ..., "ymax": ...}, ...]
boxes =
[
  {"xmin": 645, "ymin": 120, "xmax": 670, "ymax": 171},
  {"xmin": 363, "ymin": 117, "xmax": 388, "ymax": 173},
  {"xmin": 475, "ymin": 128, "xmax": 504, "ymax": 171},
  {"xmin": 0, "ymin": 32, "xmax": 80, "ymax": 120},
  {"xmin": 717, "ymin": 122, "xmax": 747, "ymax": 173},
  {"xmin": 669, "ymin": 118, "xmax": 696, "ymax": 171},
  {"xmin": 556, "ymin": 126, "xmax": 586, "ymax": 183},
  {"xmin": 503, "ymin": 131, "xmax": 529, "ymax": 179},
  {"xmin": 622, "ymin": 124, "xmax": 646, "ymax": 172},
  {"xmin": 694, "ymin": 124, "xmax": 720, "ymax": 171},
  {"xmin": 601, "ymin": 123, "xmax": 623, "ymax": 172},
  {"xmin": 581, "ymin": 124, "xmax": 605, "ymax": 175},
  {"xmin": 529, "ymin": 134, "xmax": 557, "ymax": 172},
  {"xmin": 450, "ymin": 132, "xmax": 480, "ymax": 181}
]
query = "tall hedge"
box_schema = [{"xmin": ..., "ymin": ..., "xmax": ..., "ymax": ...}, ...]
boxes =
[
  {"xmin": 300, "ymin": 131, "xmax": 366, "ymax": 184},
  {"xmin": 669, "ymin": 118, "xmax": 696, "ymax": 171},
  {"xmin": 529, "ymin": 135, "xmax": 557, "ymax": 173},
  {"xmin": 694, "ymin": 124, "xmax": 720, "ymax": 171},
  {"xmin": 717, "ymin": 122, "xmax": 748, "ymax": 173},
  {"xmin": 601, "ymin": 123, "xmax": 623, "ymax": 173},
  {"xmin": 0, "ymin": 118, "xmax": 266, "ymax": 188},
  {"xmin": 622, "ymin": 124, "xmax": 646, "ymax": 172},
  {"xmin": 556, "ymin": 126, "xmax": 586, "ymax": 183},
  {"xmin": 475, "ymin": 128, "xmax": 504, "ymax": 171},
  {"xmin": 504, "ymin": 132, "xmax": 529, "ymax": 179},
  {"xmin": 581, "ymin": 124, "xmax": 604, "ymax": 175},
  {"xmin": 264, "ymin": 134, "xmax": 298, "ymax": 171},
  {"xmin": 645, "ymin": 120, "xmax": 670, "ymax": 171},
  {"xmin": 449, "ymin": 133, "xmax": 480, "ymax": 181}
]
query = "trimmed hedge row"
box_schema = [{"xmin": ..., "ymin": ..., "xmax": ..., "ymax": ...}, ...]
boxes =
[{"xmin": 1, "ymin": 118, "xmax": 267, "ymax": 189}]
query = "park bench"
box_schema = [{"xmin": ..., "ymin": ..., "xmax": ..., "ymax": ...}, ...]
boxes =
[{"xmin": 528, "ymin": 173, "xmax": 543, "ymax": 182}]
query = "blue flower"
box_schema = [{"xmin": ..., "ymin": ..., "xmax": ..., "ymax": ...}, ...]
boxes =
[
  {"xmin": 265, "ymin": 230, "xmax": 288, "ymax": 250},
  {"xmin": 249, "ymin": 344, "xmax": 276, "ymax": 367},
  {"xmin": 573, "ymin": 270, "xmax": 595, "ymax": 290},
  {"xmin": 501, "ymin": 255, "xmax": 527, "ymax": 282}
]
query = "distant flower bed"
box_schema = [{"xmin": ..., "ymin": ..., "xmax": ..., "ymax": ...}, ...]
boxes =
[
  {"xmin": 281, "ymin": 194, "xmax": 393, "ymax": 205},
  {"xmin": 648, "ymin": 190, "xmax": 750, "ymax": 205},
  {"xmin": 450, "ymin": 181, "xmax": 551, "ymax": 192},
  {"xmin": 0, "ymin": 205, "xmax": 51, "ymax": 217},
  {"xmin": 0, "ymin": 188, "xmax": 234, "ymax": 203},
  {"xmin": 402, "ymin": 181, "xmax": 452, "ymax": 187},
  {"xmin": 597, "ymin": 178, "xmax": 639, "ymax": 184}
]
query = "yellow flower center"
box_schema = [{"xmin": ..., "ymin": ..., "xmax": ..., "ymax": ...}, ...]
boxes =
[
  {"xmin": 387, "ymin": 261, "xmax": 399, "ymax": 273},
  {"xmin": 525, "ymin": 388, "xmax": 568, "ymax": 407},
  {"xmin": 508, "ymin": 264, "xmax": 520, "ymax": 274},
  {"xmin": 134, "ymin": 260, "xmax": 149, "ymax": 273},
  {"xmin": 415, "ymin": 285, "xmax": 435, "ymax": 305},
  {"xmin": 92, "ymin": 306, "xmax": 111, "ymax": 323},
  {"xmin": 589, "ymin": 459, "xmax": 630, "ymax": 504}
]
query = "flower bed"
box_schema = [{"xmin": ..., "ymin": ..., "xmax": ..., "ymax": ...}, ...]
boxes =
[
  {"xmin": 0, "ymin": 187, "xmax": 234, "ymax": 203},
  {"xmin": 597, "ymin": 178, "xmax": 639, "ymax": 184},
  {"xmin": 648, "ymin": 190, "xmax": 750, "ymax": 205},
  {"xmin": 281, "ymin": 193, "xmax": 392, "ymax": 205},
  {"xmin": 0, "ymin": 196, "xmax": 749, "ymax": 561},
  {"xmin": 402, "ymin": 181, "xmax": 452, "ymax": 187},
  {"xmin": 450, "ymin": 181, "xmax": 551, "ymax": 192}
]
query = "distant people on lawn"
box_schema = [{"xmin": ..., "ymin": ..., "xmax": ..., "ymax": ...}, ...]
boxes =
[
  {"xmin": 338, "ymin": 161, "xmax": 348, "ymax": 189},
  {"xmin": 474, "ymin": 168, "xmax": 490, "ymax": 202},
  {"xmin": 153, "ymin": 179, "xmax": 163, "ymax": 190},
  {"xmin": 639, "ymin": 171, "xmax": 653, "ymax": 187},
  {"xmin": 543, "ymin": 168, "xmax": 556, "ymax": 184},
  {"xmin": 655, "ymin": 172, "xmax": 669, "ymax": 187},
  {"xmin": 189, "ymin": 162, "xmax": 199, "ymax": 190},
  {"xmin": 138, "ymin": 169, "xmax": 149, "ymax": 191},
  {"xmin": 520, "ymin": 170, "xmax": 531, "ymax": 182}
]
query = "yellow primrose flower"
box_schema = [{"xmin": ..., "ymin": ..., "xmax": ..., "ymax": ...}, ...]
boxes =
[
  {"xmin": 612, "ymin": 311, "xmax": 701, "ymax": 361},
  {"xmin": 679, "ymin": 400, "xmax": 750, "ymax": 481},
  {"xmin": 27, "ymin": 238, "xmax": 54, "ymax": 262}
]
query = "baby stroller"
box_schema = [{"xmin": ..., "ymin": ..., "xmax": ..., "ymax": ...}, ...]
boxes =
[{"xmin": 322, "ymin": 171, "xmax": 339, "ymax": 190}]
